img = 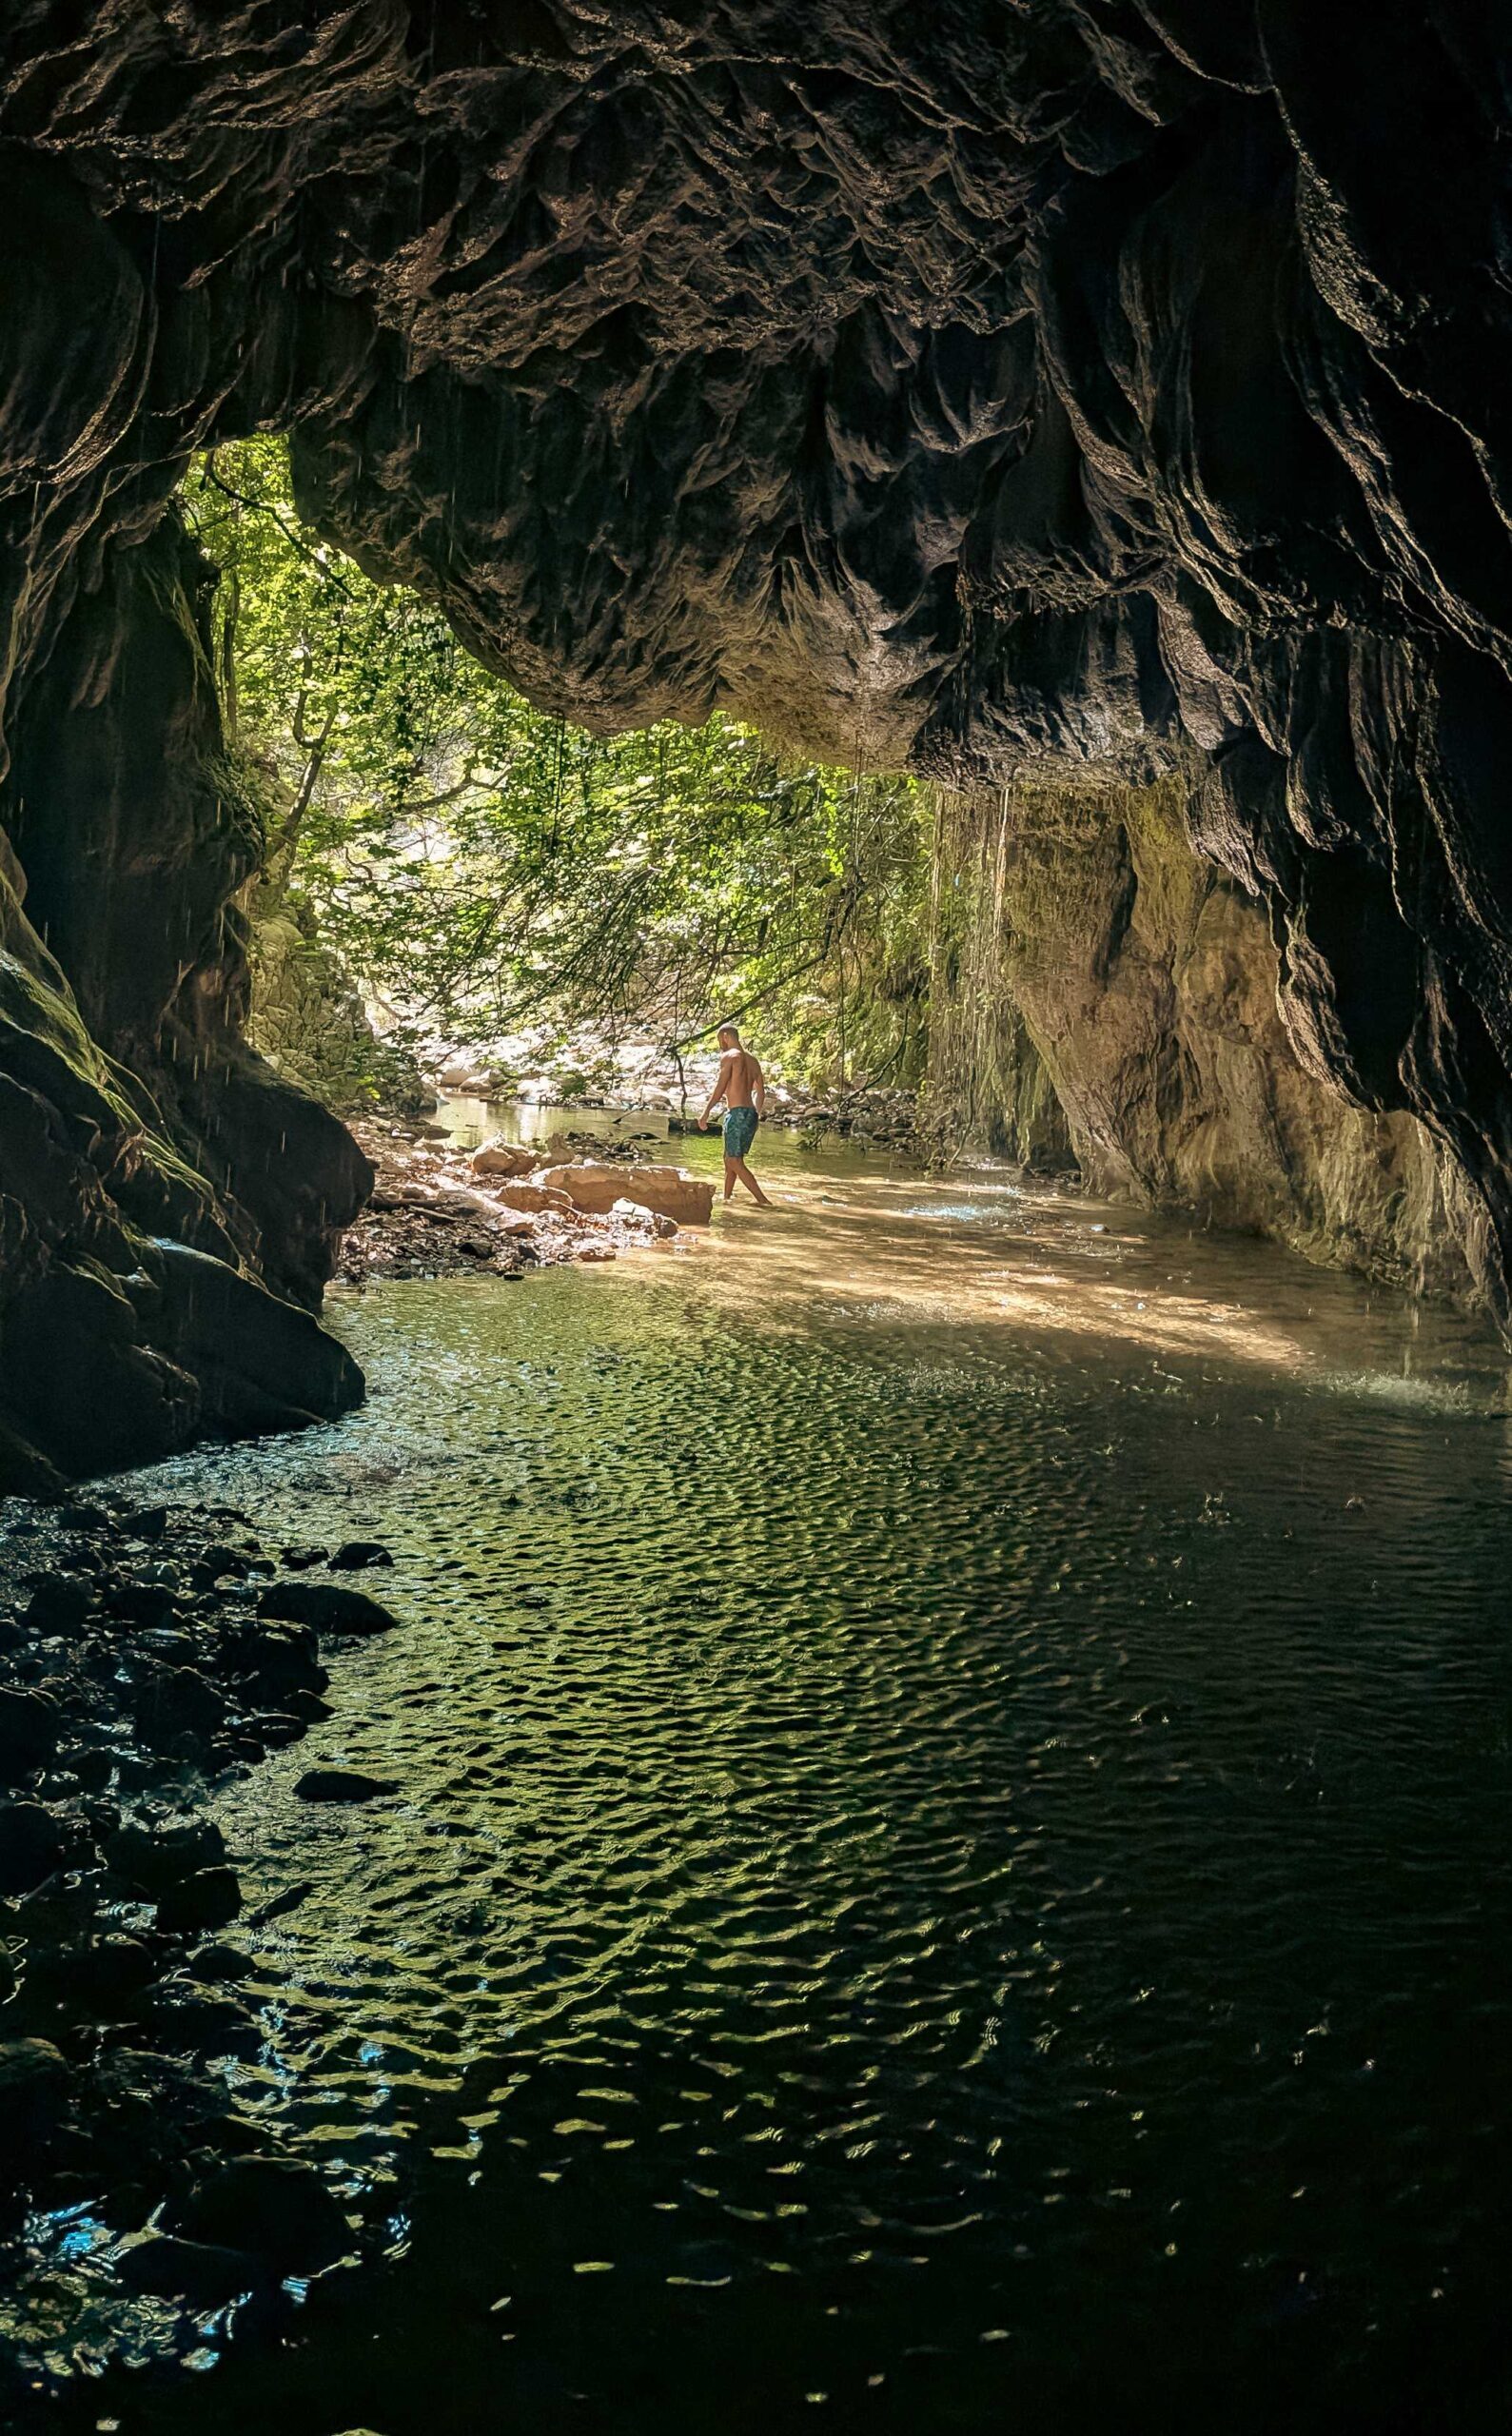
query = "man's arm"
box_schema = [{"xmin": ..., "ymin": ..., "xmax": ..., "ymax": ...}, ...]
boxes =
[
  {"xmin": 699, "ymin": 1052, "xmax": 732, "ymax": 1127},
  {"xmin": 753, "ymin": 1059, "xmax": 767, "ymax": 1116}
]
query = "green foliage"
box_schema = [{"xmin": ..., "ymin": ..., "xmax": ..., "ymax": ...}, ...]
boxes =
[{"xmin": 182, "ymin": 438, "xmax": 931, "ymax": 1095}]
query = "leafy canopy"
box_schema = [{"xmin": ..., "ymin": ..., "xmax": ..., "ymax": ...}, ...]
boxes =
[{"xmin": 183, "ymin": 437, "xmax": 930, "ymax": 1093}]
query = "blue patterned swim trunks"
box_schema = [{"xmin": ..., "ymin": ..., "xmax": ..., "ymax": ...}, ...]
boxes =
[{"xmin": 723, "ymin": 1106, "xmax": 759, "ymax": 1160}]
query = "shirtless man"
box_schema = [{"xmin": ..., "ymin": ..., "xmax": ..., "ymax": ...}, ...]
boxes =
[{"xmin": 698, "ymin": 1024, "xmax": 773, "ymax": 1205}]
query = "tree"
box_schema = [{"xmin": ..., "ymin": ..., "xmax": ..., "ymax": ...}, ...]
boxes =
[{"xmin": 183, "ymin": 438, "xmax": 931, "ymax": 1099}]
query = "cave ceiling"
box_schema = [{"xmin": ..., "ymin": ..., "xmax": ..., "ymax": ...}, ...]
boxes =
[{"xmin": 3, "ymin": 2, "xmax": 1512, "ymax": 1293}]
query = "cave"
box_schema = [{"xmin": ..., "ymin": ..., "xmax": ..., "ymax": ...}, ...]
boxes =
[
  {"xmin": 4, "ymin": 9, "xmax": 1512, "ymax": 2429},
  {"xmin": 1, "ymin": 2, "xmax": 1510, "ymax": 1483}
]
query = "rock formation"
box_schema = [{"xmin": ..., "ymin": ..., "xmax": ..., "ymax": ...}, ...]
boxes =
[
  {"xmin": 938, "ymin": 775, "xmax": 1485, "ymax": 1299},
  {"xmin": 1, "ymin": 5, "xmax": 1510, "ymax": 1474}
]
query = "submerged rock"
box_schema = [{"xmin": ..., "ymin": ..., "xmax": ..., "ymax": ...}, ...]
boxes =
[
  {"xmin": 164, "ymin": 2156, "xmax": 351, "ymax": 2270},
  {"xmin": 119, "ymin": 2231, "xmax": 265, "ymax": 2303}
]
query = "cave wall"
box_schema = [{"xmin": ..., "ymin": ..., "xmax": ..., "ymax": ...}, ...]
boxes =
[
  {"xmin": 943, "ymin": 776, "xmax": 1485, "ymax": 1301},
  {"xmin": 0, "ymin": 4, "xmax": 1510, "ymax": 1472},
  {"xmin": 0, "ymin": 286, "xmax": 369, "ymax": 1483},
  {"xmin": 0, "ymin": 815, "xmax": 363, "ymax": 1492}
]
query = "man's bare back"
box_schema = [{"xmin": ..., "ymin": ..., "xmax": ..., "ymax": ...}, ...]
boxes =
[{"xmin": 719, "ymin": 1048, "xmax": 762, "ymax": 1109}]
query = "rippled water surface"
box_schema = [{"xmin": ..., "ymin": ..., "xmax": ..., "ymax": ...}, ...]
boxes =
[{"xmin": 69, "ymin": 1142, "xmax": 1512, "ymax": 2429}]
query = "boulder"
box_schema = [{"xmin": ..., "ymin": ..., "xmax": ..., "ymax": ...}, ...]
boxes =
[
  {"xmin": 487, "ymin": 1180, "xmax": 573, "ymax": 1215},
  {"xmin": 130, "ymin": 1662, "xmax": 228, "ymax": 1739},
  {"xmin": 155, "ymin": 1864, "xmax": 242, "ymax": 1934},
  {"xmin": 54, "ymin": 1932, "xmax": 162, "ymax": 2007},
  {"xmin": 23, "ymin": 1575, "xmax": 96, "ymax": 1631},
  {"xmin": 164, "ymin": 2156, "xmax": 351, "ymax": 2270},
  {"xmin": 0, "ymin": 2036, "xmax": 71, "ymax": 2165},
  {"xmin": 0, "ymin": 1799, "xmax": 68, "ymax": 1895},
  {"xmin": 106, "ymin": 1816, "xmax": 228, "ymax": 1893},
  {"xmin": 470, "ymin": 1138, "xmax": 535, "ymax": 1178},
  {"xmin": 259, "ymin": 1581, "xmax": 400, "ymax": 1636},
  {"xmin": 538, "ymin": 1162, "xmax": 715, "ymax": 1225},
  {"xmin": 119, "ymin": 2233, "xmax": 265, "ymax": 2302},
  {"xmin": 294, "ymin": 1767, "xmax": 400, "ymax": 1803},
  {"xmin": 222, "ymin": 1617, "xmax": 328, "ymax": 1694},
  {"xmin": 0, "ymin": 1686, "xmax": 60, "ymax": 1781}
]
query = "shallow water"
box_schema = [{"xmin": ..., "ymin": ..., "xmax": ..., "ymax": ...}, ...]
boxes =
[{"xmin": 45, "ymin": 1140, "xmax": 1512, "ymax": 2430}]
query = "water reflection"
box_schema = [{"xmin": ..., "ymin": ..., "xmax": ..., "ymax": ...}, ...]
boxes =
[{"xmin": 53, "ymin": 1141, "xmax": 1512, "ymax": 2431}]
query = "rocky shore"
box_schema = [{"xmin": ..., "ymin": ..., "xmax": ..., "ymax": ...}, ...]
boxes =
[
  {"xmin": 337, "ymin": 1119, "xmax": 712, "ymax": 1285},
  {"xmin": 0, "ymin": 1494, "xmax": 407, "ymax": 2410}
]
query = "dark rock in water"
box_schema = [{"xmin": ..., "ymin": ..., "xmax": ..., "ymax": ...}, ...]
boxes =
[
  {"xmin": 119, "ymin": 2232, "xmax": 265, "ymax": 2302},
  {"xmin": 24, "ymin": 1578, "xmax": 96, "ymax": 1634},
  {"xmin": 280, "ymin": 1546, "xmax": 329, "ymax": 1571},
  {"xmin": 0, "ymin": 2036, "xmax": 71, "ymax": 2163},
  {"xmin": 283, "ymin": 1688, "xmax": 334, "ymax": 1723},
  {"xmin": 247, "ymin": 1877, "xmax": 315, "ymax": 1925},
  {"xmin": 52, "ymin": 1932, "xmax": 163, "ymax": 2008},
  {"xmin": 65, "ymin": 1745, "xmax": 116, "ymax": 1792},
  {"xmin": 155, "ymin": 1865, "xmax": 242, "ymax": 1935},
  {"xmin": 105, "ymin": 1580, "xmax": 182, "ymax": 1630},
  {"xmin": 106, "ymin": 1816, "xmax": 227, "ymax": 1893},
  {"xmin": 259, "ymin": 1582, "xmax": 400, "ymax": 1637},
  {"xmin": 327, "ymin": 1542, "xmax": 394, "ymax": 1572},
  {"xmin": 0, "ymin": 1687, "xmax": 60, "ymax": 1781},
  {"xmin": 130, "ymin": 1662, "xmax": 228, "ymax": 1741},
  {"xmin": 122, "ymin": 1506, "xmax": 170, "ymax": 1542},
  {"xmin": 191, "ymin": 1940, "xmax": 251, "ymax": 1981},
  {"xmin": 165, "ymin": 2155, "xmax": 351, "ymax": 2270},
  {"xmin": 222, "ymin": 1617, "xmax": 328, "ymax": 1695},
  {"xmin": 0, "ymin": 1798, "xmax": 68, "ymax": 1895},
  {"xmin": 195, "ymin": 1542, "xmax": 256, "ymax": 1581},
  {"xmin": 294, "ymin": 1768, "xmax": 399, "ymax": 1804}
]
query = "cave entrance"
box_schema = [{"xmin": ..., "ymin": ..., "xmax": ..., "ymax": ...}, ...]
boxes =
[{"xmin": 187, "ymin": 436, "xmax": 950, "ymax": 1171}]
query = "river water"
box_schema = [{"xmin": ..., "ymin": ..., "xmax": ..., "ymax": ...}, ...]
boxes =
[{"xmin": 46, "ymin": 1135, "xmax": 1512, "ymax": 2430}]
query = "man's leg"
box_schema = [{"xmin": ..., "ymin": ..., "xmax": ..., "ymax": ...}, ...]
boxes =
[
  {"xmin": 732, "ymin": 1157, "xmax": 772, "ymax": 1207},
  {"xmin": 722, "ymin": 1156, "xmax": 738, "ymax": 1201}
]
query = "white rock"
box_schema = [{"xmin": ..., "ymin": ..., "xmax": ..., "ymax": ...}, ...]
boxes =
[
  {"xmin": 490, "ymin": 1182, "xmax": 575, "ymax": 1215},
  {"xmin": 538, "ymin": 1162, "xmax": 715, "ymax": 1226},
  {"xmin": 471, "ymin": 1139, "xmax": 535, "ymax": 1178}
]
